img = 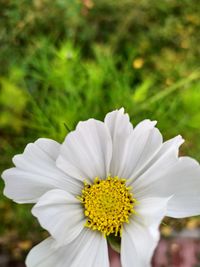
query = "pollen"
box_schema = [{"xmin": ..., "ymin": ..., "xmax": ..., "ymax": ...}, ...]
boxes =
[{"xmin": 78, "ymin": 176, "xmax": 137, "ymax": 237}]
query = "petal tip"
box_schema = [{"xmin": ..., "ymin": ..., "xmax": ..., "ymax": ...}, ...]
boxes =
[{"xmin": 119, "ymin": 107, "xmax": 125, "ymax": 113}]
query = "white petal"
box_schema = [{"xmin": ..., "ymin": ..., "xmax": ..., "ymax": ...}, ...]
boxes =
[
  {"xmin": 104, "ymin": 108, "xmax": 133, "ymax": 176},
  {"xmin": 134, "ymin": 135, "xmax": 184, "ymax": 181},
  {"xmin": 132, "ymin": 136, "xmax": 200, "ymax": 217},
  {"xmin": 56, "ymin": 119, "xmax": 112, "ymax": 181},
  {"xmin": 32, "ymin": 189, "xmax": 85, "ymax": 246},
  {"xmin": 2, "ymin": 138, "xmax": 81, "ymax": 203},
  {"xmin": 117, "ymin": 119, "xmax": 163, "ymax": 180},
  {"xmin": 121, "ymin": 222, "xmax": 158, "ymax": 267},
  {"xmin": 26, "ymin": 229, "xmax": 109, "ymax": 267},
  {"xmin": 132, "ymin": 135, "xmax": 183, "ymax": 190},
  {"xmin": 121, "ymin": 197, "xmax": 168, "ymax": 267},
  {"xmin": 135, "ymin": 197, "xmax": 169, "ymax": 227},
  {"xmin": 138, "ymin": 157, "xmax": 200, "ymax": 218},
  {"xmin": 166, "ymin": 157, "xmax": 200, "ymax": 217}
]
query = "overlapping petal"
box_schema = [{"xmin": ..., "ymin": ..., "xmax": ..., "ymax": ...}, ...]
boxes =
[
  {"xmin": 104, "ymin": 108, "xmax": 133, "ymax": 176},
  {"xmin": 131, "ymin": 135, "xmax": 184, "ymax": 188},
  {"xmin": 2, "ymin": 139, "xmax": 81, "ymax": 203},
  {"xmin": 135, "ymin": 156, "xmax": 200, "ymax": 218},
  {"xmin": 56, "ymin": 119, "xmax": 112, "ymax": 182},
  {"xmin": 121, "ymin": 197, "xmax": 169, "ymax": 267},
  {"xmin": 26, "ymin": 229, "xmax": 109, "ymax": 267},
  {"xmin": 116, "ymin": 119, "xmax": 163, "ymax": 180},
  {"xmin": 32, "ymin": 189, "xmax": 85, "ymax": 246},
  {"xmin": 132, "ymin": 135, "xmax": 200, "ymax": 217}
]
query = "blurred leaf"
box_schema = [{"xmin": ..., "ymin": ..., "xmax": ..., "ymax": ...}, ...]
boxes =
[{"xmin": 132, "ymin": 79, "xmax": 153, "ymax": 103}]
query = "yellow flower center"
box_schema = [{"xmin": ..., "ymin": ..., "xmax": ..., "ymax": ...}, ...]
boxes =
[{"xmin": 78, "ymin": 176, "xmax": 137, "ymax": 237}]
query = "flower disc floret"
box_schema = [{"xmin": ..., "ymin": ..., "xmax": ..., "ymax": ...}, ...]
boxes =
[{"xmin": 78, "ymin": 176, "xmax": 137, "ymax": 237}]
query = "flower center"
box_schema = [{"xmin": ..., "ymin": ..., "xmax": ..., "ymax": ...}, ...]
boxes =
[{"xmin": 78, "ymin": 176, "xmax": 137, "ymax": 237}]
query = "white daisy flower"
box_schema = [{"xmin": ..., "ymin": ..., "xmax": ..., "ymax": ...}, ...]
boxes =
[{"xmin": 2, "ymin": 108, "xmax": 200, "ymax": 267}]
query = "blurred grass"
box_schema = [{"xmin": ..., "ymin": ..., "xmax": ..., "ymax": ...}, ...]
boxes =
[{"xmin": 0, "ymin": 0, "xmax": 200, "ymax": 263}]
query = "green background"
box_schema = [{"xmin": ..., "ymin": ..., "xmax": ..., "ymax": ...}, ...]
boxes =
[{"xmin": 0, "ymin": 0, "xmax": 200, "ymax": 263}]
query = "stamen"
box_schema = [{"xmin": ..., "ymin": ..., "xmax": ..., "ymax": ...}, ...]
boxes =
[{"xmin": 78, "ymin": 176, "xmax": 137, "ymax": 237}]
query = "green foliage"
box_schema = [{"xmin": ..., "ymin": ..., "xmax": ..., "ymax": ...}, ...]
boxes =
[
  {"xmin": 0, "ymin": 0, "xmax": 200, "ymax": 262},
  {"xmin": 1, "ymin": 40, "xmax": 200, "ymax": 167},
  {"xmin": 0, "ymin": 70, "xmax": 28, "ymax": 132}
]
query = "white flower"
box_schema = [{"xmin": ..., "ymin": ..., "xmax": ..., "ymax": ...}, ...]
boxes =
[{"xmin": 2, "ymin": 108, "xmax": 200, "ymax": 267}]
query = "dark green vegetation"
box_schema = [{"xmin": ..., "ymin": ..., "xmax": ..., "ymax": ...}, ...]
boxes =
[{"xmin": 0, "ymin": 0, "xmax": 200, "ymax": 263}]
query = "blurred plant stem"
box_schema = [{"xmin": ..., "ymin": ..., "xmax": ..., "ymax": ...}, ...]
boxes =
[{"xmin": 135, "ymin": 71, "xmax": 200, "ymax": 113}]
